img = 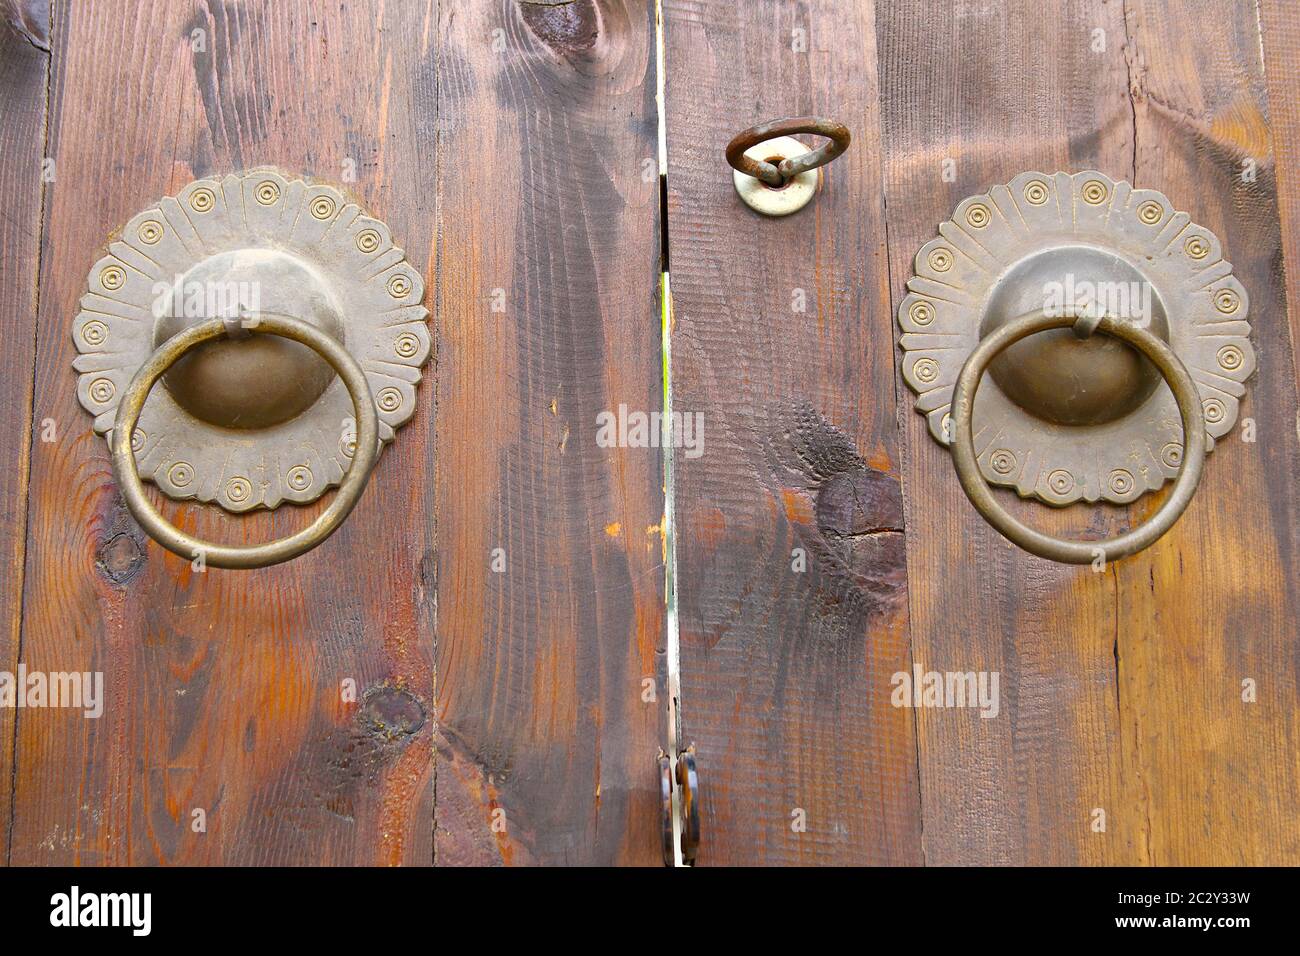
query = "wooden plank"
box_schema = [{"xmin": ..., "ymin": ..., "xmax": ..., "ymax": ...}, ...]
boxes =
[
  {"xmin": 432, "ymin": 0, "xmax": 666, "ymax": 865},
  {"xmin": 1112, "ymin": 0, "xmax": 1300, "ymax": 864},
  {"xmin": 11, "ymin": 0, "xmax": 435, "ymax": 865},
  {"xmin": 0, "ymin": 0, "xmax": 49, "ymax": 863},
  {"xmin": 876, "ymin": 0, "xmax": 1134, "ymax": 865},
  {"xmin": 1260, "ymin": 0, "xmax": 1300, "ymax": 387},
  {"xmin": 878, "ymin": 0, "xmax": 1300, "ymax": 863},
  {"xmin": 664, "ymin": 0, "xmax": 922, "ymax": 865}
]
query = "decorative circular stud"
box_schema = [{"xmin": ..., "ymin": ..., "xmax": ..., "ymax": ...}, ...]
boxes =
[
  {"xmin": 227, "ymin": 476, "xmax": 252, "ymax": 503},
  {"xmin": 189, "ymin": 187, "xmax": 215, "ymax": 213},
  {"xmin": 928, "ymin": 248, "xmax": 953, "ymax": 272},
  {"xmin": 1216, "ymin": 344, "xmax": 1244, "ymax": 370},
  {"xmin": 1081, "ymin": 180, "xmax": 1109, "ymax": 204},
  {"xmin": 913, "ymin": 358, "xmax": 939, "ymax": 383},
  {"xmin": 387, "ymin": 273, "xmax": 412, "ymax": 297},
  {"xmin": 1108, "ymin": 469, "xmax": 1134, "ymax": 496},
  {"xmin": 82, "ymin": 320, "xmax": 107, "ymax": 346},
  {"xmin": 898, "ymin": 171, "xmax": 1255, "ymax": 558},
  {"xmin": 167, "ymin": 462, "xmax": 194, "ymax": 488},
  {"xmin": 1137, "ymin": 201, "xmax": 1164, "ymax": 225},
  {"xmin": 1047, "ymin": 469, "xmax": 1074, "ymax": 495},
  {"xmin": 990, "ymin": 449, "xmax": 1017, "ymax": 475},
  {"xmin": 89, "ymin": 378, "xmax": 115, "ymax": 404},
  {"xmin": 101, "ymin": 265, "xmax": 126, "ymax": 290},
  {"xmin": 72, "ymin": 169, "xmax": 431, "ymax": 515},
  {"xmin": 394, "ymin": 332, "xmax": 421, "ymax": 358},
  {"xmin": 1023, "ymin": 180, "xmax": 1049, "ymax": 204}
]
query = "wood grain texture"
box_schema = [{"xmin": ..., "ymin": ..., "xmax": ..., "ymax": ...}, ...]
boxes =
[
  {"xmin": 664, "ymin": 0, "xmax": 923, "ymax": 865},
  {"xmin": 9, "ymin": 0, "xmax": 435, "ymax": 865},
  {"xmin": 877, "ymin": 0, "xmax": 1134, "ymax": 866},
  {"xmin": 1260, "ymin": 0, "xmax": 1300, "ymax": 388},
  {"xmin": 432, "ymin": 0, "xmax": 666, "ymax": 865},
  {"xmin": 878, "ymin": 0, "xmax": 1300, "ymax": 864},
  {"xmin": 1112, "ymin": 0, "xmax": 1300, "ymax": 864},
  {"xmin": 0, "ymin": 0, "xmax": 48, "ymax": 863}
]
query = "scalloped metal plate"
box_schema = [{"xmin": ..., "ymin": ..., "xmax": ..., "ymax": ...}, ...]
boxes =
[
  {"xmin": 72, "ymin": 169, "xmax": 431, "ymax": 513},
  {"xmin": 897, "ymin": 170, "xmax": 1255, "ymax": 506}
]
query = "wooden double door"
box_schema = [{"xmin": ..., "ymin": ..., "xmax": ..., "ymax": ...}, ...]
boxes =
[{"xmin": 1, "ymin": 0, "xmax": 1296, "ymax": 865}]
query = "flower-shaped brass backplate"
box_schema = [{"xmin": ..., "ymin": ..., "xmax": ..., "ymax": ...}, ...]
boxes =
[
  {"xmin": 72, "ymin": 169, "xmax": 430, "ymax": 513},
  {"xmin": 897, "ymin": 170, "xmax": 1255, "ymax": 506}
]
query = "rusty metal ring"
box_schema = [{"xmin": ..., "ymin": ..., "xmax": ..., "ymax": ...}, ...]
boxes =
[
  {"xmin": 725, "ymin": 117, "xmax": 850, "ymax": 187},
  {"xmin": 950, "ymin": 310, "xmax": 1207, "ymax": 564},
  {"xmin": 111, "ymin": 315, "xmax": 380, "ymax": 570}
]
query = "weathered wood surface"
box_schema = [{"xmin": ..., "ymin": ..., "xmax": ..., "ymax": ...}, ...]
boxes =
[
  {"xmin": 2, "ymin": 0, "xmax": 665, "ymax": 868},
  {"xmin": 1260, "ymin": 0, "xmax": 1300, "ymax": 388},
  {"xmin": 875, "ymin": 0, "xmax": 1298, "ymax": 864},
  {"xmin": 2, "ymin": 0, "xmax": 1297, "ymax": 868},
  {"xmin": 1110, "ymin": 0, "xmax": 1299, "ymax": 865},
  {"xmin": 663, "ymin": 0, "xmax": 1298, "ymax": 865},
  {"xmin": 664, "ymin": 0, "xmax": 923, "ymax": 865},
  {"xmin": 876, "ymin": 0, "xmax": 1135, "ymax": 866},
  {"xmin": 9, "ymin": 0, "xmax": 437, "ymax": 865},
  {"xmin": 432, "ymin": 0, "xmax": 666, "ymax": 866},
  {"xmin": 0, "ymin": 0, "xmax": 49, "ymax": 863}
]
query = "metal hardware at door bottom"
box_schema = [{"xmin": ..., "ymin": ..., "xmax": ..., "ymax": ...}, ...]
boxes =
[
  {"xmin": 111, "ymin": 315, "xmax": 380, "ymax": 570},
  {"xmin": 658, "ymin": 750, "xmax": 674, "ymax": 866},
  {"xmin": 658, "ymin": 745, "xmax": 701, "ymax": 866},
  {"xmin": 950, "ymin": 310, "xmax": 1206, "ymax": 564},
  {"xmin": 676, "ymin": 745, "xmax": 700, "ymax": 866}
]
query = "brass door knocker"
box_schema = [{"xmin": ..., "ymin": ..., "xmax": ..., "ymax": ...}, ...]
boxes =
[
  {"xmin": 898, "ymin": 171, "xmax": 1255, "ymax": 563},
  {"xmin": 72, "ymin": 169, "xmax": 431, "ymax": 569}
]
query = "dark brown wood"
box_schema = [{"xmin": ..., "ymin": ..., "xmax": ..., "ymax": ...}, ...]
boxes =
[
  {"xmin": 664, "ymin": 0, "xmax": 923, "ymax": 865},
  {"xmin": 1112, "ymin": 0, "xmax": 1300, "ymax": 864},
  {"xmin": 10, "ymin": 0, "xmax": 435, "ymax": 865},
  {"xmin": 1260, "ymin": 0, "xmax": 1300, "ymax": 388},
  {"xmin": 0, "ymin": 0, "xmax": 49, "ymax": 863},
  {"xmin": 877, "ymin": 0, "xmax": 1133, "ymax": 866},
  {"xmin": 432, "ymin": 0, "xmax": 666, "ymax": 865},
  {"xmin": 4, "ymin": 0, "xmax": 1297, "ymax": 869},
  {"xmin": 877, "ymin": 0, "xmax": 1300, "ymax": 864}
]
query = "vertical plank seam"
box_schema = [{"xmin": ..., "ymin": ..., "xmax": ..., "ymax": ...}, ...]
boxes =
[
  {"xmin": 430, "ymin": 0, "xmax": 442, "ymax": 870},
  {"xmin": 655, "ymin": 0, "xmax": 684, "ymax": 868},
  {"xmin": 1257, "ymin": 0, "xmax": 1300, "ymax": 413},
  {"xmin": 877, "ymin": 167, "xmax": 929, "ymax": 869},
  {"xmin": 1117, "ymin": 0, "xmax": 1153, "ymax": 867},
  {"xmin": 5, "ymin": 0, "xmax": 54, "ymax": 868},
  {"xmin": 871, "ymin": 0, "xmax": 929, "ymax": 868},
  {"xmin": 1120, "ymin": 0, "xmax": 1140, "ymax": 184}
]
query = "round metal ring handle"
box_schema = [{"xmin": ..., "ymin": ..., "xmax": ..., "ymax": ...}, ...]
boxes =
[
  {"xmin": 110, "ymin": 315, "xmax": 380, "ymax": 570},
  {"xmin": 725, "ymin": 116, "xmax": 850, "ymax": 186},
  {"xmin": 950, "ymin": 310, "xmax": 1207, "ymax": 564}
]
